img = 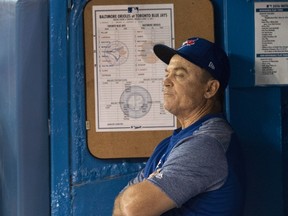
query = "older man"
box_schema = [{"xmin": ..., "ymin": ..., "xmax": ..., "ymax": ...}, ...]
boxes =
[{"xmin": 113, "ymin": 37, "xmax": 245, "ymax": 216}]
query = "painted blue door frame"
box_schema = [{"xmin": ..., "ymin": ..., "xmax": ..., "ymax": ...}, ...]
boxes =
[{"xmin": 49, "ymin": 0, "xmax": 71, "ymax": 215}]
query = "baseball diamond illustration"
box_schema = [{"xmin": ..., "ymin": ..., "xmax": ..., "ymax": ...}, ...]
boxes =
[{"xmin": 119, "ymin": 85, "xmax": 152, "ymax": 118}]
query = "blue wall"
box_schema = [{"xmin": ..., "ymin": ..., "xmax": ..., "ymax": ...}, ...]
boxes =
[
  {"xmin": 49, "ymin": 0, "xmax": 287, "ymax": 215},
  {"xmin": 0, "ymin": 0, "xmax": 287, "ymax": 215},
  {"xmin": 225, "ymin": 0, "xmax": 287, "ymax": 215}
]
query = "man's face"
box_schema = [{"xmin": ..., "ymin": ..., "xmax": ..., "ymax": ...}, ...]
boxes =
[{"xmin": 163, "ymin": 55, "xmax": 210, "ymax": 119}]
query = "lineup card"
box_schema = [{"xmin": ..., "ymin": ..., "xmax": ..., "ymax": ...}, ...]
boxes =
[
  {"xmin": 255, "ymin": 2, "xmax": 288, "ymax": 85},
  {"xmin": 92, "ymin": 4, "xmax": 177, "ymax": 132}
]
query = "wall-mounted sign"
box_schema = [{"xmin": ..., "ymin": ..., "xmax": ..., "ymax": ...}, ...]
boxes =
[
  {"xmin": 255, "ymin": 2, "xmax": 288, "ymax": 85},
  {"xmin": 92, "ymin": 4, "xmax": 176, "ymax": 132}
]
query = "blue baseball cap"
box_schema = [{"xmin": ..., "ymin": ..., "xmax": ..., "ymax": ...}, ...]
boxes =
[{"xmin": 153, "ymin": 37, "xmax": 230, "ymax": 89}]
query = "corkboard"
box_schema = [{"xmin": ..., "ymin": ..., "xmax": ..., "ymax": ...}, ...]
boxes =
[{"xmin": 84, "ymin": 0, "xmax": 214, "ymax": 159}]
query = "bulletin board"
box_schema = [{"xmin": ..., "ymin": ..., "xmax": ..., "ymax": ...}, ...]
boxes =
[{"xmin": 84, "ymin": 0, "xmax": 214, "ymax": 159}]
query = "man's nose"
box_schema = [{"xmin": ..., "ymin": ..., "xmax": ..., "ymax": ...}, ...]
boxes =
[{"xmin": 163, "ymin": 77, "xmax": 173, "ymax": 87}]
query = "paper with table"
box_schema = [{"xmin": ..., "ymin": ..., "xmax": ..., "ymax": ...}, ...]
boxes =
[{"xmin": 92, "ymin": 4, "xmax": 177, "ymax": 132}]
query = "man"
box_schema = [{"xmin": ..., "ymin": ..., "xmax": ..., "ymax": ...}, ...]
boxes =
[{"xmin": 113, "ymin": 37, "xmax": 245, "ymax": 216}]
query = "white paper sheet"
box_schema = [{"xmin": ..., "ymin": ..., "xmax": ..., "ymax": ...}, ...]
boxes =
[
  {"xmin": 92, "ymin": 4, "xmax": 177, "ymax": 132},
  {"xmin": 255, "ymin": 2, "xmax": 288, "ymax": 85}
]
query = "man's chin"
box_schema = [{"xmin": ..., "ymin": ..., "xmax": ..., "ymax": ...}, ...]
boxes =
[{"xmin": 163, "ymin": 104, "xmax": 173, "ymax": 113}]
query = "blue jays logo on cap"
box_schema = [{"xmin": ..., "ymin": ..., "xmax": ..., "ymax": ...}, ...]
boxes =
[{"xmin": 181, "ymin": 38, "xmax": 198, "ymax": 47}]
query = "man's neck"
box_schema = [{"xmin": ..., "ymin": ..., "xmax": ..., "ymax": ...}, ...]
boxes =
[{"xmin": 178, "ymin": 101, "xmax": 222, "ymax": 129}]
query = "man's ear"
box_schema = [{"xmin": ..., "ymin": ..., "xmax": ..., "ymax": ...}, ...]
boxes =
[{"xmin": 204, "ymin": 79, "xmax": 220, "ymax": 98}]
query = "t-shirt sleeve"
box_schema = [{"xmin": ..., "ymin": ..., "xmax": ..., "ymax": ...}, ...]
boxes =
[
  {"xmin": 120, "ymin": 168, "xmax": 145, "ymax": 193},
  {"xmin": 127, "ymin": 168, "xmax": 145, "ymax": 185},
  {"xmin": 147, "ymin": 134, "xmax": 228, "ymax": 207}
]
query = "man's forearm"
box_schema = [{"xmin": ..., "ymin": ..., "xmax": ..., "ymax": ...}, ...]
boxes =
[{"xmin": 112, "ymin": 180, "xmax": 175, "ymax": 216}]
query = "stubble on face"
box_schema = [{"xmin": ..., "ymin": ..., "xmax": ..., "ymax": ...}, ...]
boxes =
[{"xmin": 163, "ymin": 55, "xmax": 211, "ymax": 120}]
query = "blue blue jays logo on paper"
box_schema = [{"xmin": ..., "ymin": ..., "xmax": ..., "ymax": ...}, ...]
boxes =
[{"xmin": 182, "ymin": 38, "xmax": 198, "ymax": 47}]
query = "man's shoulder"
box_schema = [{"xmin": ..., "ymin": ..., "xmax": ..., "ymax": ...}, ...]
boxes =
[
  {"xmin": 199, "ymin": 117, "xmax": 233, "ymax": 134},
  {"xmin": 190, "ymin": 117, "xmax": 233, "ymax": 152}
]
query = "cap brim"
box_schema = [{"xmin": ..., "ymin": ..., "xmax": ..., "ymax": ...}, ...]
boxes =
[{"xmin": 153, "ymin": 44, "xmax": 178, "ymax": 65}]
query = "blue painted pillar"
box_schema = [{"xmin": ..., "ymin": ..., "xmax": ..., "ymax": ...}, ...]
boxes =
[{"xmin": 49, "ymin": 0, "xmax": 71, "ymax": 215}]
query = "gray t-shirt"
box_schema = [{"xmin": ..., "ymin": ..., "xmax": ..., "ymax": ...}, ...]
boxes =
[{"xmin": 127, "ymin": 117, "xmax": 233, "ymax": 207}]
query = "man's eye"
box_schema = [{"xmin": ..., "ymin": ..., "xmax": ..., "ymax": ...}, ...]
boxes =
[{"xmin": 175, "ymin": 73, "xmax": 185, "ymax": 78}]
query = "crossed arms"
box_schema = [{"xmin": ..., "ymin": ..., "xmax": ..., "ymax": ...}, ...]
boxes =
[{"xmin": 112, "ymin": 178, "xmax": 176, "ymax": 216}]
